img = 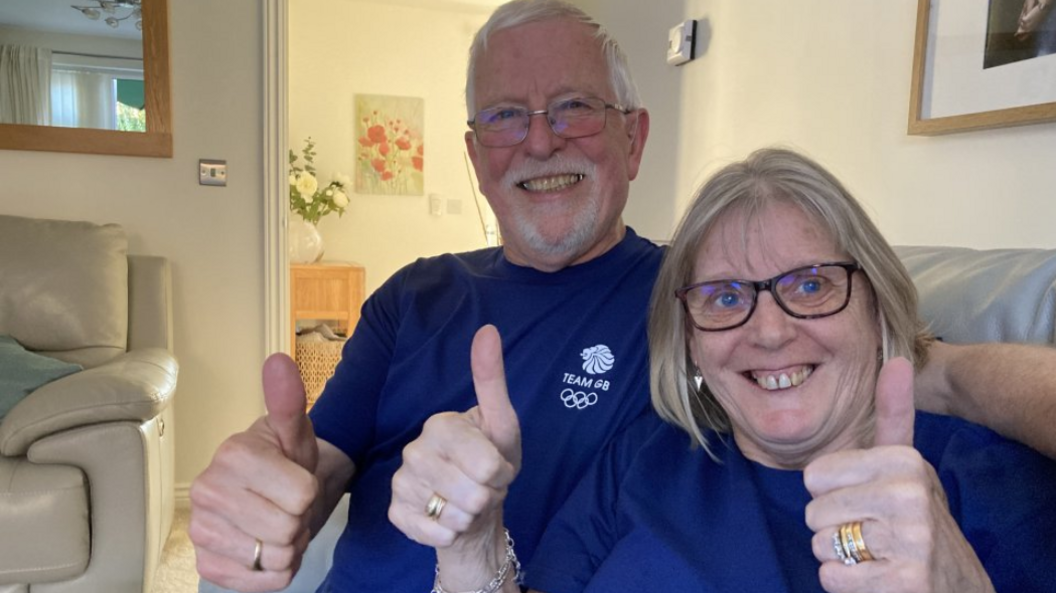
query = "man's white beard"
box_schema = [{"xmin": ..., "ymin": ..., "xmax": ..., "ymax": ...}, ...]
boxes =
[
  {"xmin": 501, "ymin": 155, "xmax": 602, "ymax": 261},
  {"xmin": 510, "ymin": 192, "xmax": 601, "ymax": 259}
]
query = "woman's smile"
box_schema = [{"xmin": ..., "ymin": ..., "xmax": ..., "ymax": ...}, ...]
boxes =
[{"xmin": 746, "ymin": 364, "xmax": 815, "ymax": 391}]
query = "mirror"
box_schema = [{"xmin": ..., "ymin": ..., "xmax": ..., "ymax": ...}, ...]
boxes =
[{"xmin": 0, "ymin": 0, "xmax": 171, "ymax": 157}]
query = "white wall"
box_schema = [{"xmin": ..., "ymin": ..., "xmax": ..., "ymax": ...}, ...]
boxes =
[
  {"xmin": 581, "ymin": 0, "xmax": 1056, "ymax": 249},
  {"xmin": 290, "ymin": 0, "xmax": 496, "ymax": 295},
  {"xmin": 0, "ymin": 0, "xmax": 267, "ymax": 490}
]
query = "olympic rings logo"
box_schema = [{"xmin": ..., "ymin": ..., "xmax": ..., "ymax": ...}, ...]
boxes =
[{"xmin": 561, "ymin": 388, "xmax": 598, "ymax": 409}]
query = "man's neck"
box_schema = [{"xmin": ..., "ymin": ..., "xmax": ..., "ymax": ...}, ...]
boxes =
[{"xmin": 503, "ymin": 222, "xmax": 627, "ymax": 273}]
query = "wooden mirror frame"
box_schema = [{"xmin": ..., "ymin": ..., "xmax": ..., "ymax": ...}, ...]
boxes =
[{"xmin": 0, "ymin": 0, "xmax": 172, "ymax": 157}]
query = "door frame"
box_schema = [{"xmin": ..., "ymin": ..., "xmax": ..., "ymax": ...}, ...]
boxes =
[{"xmin": 263, "ymin": 0, "xmax": 289, "ymax": 360}]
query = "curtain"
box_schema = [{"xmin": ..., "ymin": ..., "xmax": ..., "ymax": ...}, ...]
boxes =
[
  {"xmin": 50, "ymin": 68, "xmax": 118, "ymax": 130},
  {"xmin": 0, "ymin": 45, "xmax": 52, "ymax": 125}
]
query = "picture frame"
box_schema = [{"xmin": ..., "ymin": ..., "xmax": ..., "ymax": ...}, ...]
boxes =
[{"xmin": 908, "ymin": 0, "xmax": 1056, "ymax": 135}]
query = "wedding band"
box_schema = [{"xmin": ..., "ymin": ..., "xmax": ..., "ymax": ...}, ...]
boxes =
[
  {"xmin": 252, "ymin": 538, "xmax": 264, "ymax": 572},
  {"xmin": 851, "ymin": 521, "xmax": 874, "ymax": 562},
  {"xmin": 425, "ymin": 493, "xmax": 447, "ymax": 521}
]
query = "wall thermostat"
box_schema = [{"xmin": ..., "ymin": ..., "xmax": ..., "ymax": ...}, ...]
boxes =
[{"xmin": 667, "ymin": 19, "xmax": 696, "ymax": 66}]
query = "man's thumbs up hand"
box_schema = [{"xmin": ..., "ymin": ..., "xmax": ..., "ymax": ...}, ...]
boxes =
[
  {"xmin": 189, "ymin": 353, "xmax": 321, "ymax": 591},
  {"xmin": 389, "ymin": 325, "xmax": 522, "ymax": 549}
]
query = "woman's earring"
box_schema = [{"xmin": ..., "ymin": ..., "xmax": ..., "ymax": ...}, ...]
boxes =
[{"xmin": 693, "ymin": 367, "xmax": 704, "ymax": 390}]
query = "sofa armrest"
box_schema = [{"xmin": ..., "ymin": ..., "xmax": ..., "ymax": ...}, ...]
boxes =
[{"xmin": 0, "ymin": 348, "xmax": 178, "ymax": 456}]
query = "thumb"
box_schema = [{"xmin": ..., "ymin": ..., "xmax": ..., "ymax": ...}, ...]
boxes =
[
  {"xmin": 262, "ymin": 353, "xmax": 318, "ymax": 471},
  {"xmin": 470, "ymin": 325, "xmax": 521, "ymax": 470},
  {"xmin": 873, "ymin": 356, "xmax": 915, "ymax": 447}
]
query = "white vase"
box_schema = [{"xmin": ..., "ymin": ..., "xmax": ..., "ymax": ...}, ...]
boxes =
[{"xmin": 288, "ymin": 217, "xmax": 325, "ymax": 264}]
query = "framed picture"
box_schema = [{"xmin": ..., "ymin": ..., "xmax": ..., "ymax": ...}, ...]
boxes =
[
  {"xmin": 908, "ymin": 0, "xmax": 1056, "ymax": 135},
  {"xmin": 355, "ymin": 94, "xmax": 424, "ymax": 195}
]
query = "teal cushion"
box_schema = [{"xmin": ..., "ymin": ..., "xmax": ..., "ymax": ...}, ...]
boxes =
[{"xmin": 0, "ymin": 336, "xmax": 82, "ymax": 421}]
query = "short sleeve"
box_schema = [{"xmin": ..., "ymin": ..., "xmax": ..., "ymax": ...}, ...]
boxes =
[{"xmin": 308, "ymin": 266, "xmax": 406, "ymax": 465}]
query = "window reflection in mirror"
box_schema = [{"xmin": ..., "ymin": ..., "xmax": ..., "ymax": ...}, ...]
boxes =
[
  {"xmin": 0, "ymin": 0, "xmax": 145, "ymax": 132},
  {"xmin": 0, "ymin": 0, "xmax": 171, "ymax": 157}
]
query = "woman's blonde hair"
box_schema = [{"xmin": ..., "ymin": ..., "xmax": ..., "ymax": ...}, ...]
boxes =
[{"xmin": 649, "ymin": 148, "xmax": 932, "ymax": 453}]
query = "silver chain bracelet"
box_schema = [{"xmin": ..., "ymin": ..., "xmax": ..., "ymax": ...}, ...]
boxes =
[{"xmin": 431, "ymin": 529, "xmax": 521, "ymax": 593}]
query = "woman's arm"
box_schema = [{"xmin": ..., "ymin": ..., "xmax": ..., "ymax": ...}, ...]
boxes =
[{"xmin": 914, "ymin": 340, "xmax": 1056, "ymax": 459}]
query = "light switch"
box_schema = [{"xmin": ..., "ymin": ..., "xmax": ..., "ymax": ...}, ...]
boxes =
[
  {"xmin": 667, "ymin": 20, "xmax": 696, "ymax": 66},
  {"xmin": 429, "ymin": 193, "xmax": 443, "ymax": 216},
  {"xmin": 199, "ymin": 159, "xmax": 227, "ymax": 186}
]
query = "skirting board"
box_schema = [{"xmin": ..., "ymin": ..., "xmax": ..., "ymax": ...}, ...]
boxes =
[{"xmin": 175, "ymin": 483, "xmax": 191, "ymax": 509}]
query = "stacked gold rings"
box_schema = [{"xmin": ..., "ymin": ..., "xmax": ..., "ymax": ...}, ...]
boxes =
[
  {"xmin": 832, "ymin": 521, "xmax": 873, "ymax": 565},
  {"xmin": 425, "ymin": 493, "xmax": 447, "ymax": 521}
]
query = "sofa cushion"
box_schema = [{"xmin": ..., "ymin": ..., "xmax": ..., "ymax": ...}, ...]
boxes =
[
  {"xmin": 0, "ymin": 215, "xmax": 128, "ymax": 368},
  {"xmin": 0, "ymin": 457, "xmax": 89, "ymax": 585},
  {"xmin": 0, "ymin": 336, "xmax": 82, "ymax": 421}
]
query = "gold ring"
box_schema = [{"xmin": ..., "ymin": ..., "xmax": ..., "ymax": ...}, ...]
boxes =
[
  {"xmin": 252, "ymin": 538, "xmax": 264, "ymax": 572},
  {"xmin": 851, "ymin": 521, "xmax": 874, "ymax": 561},
  {"xmin": 425, "ymin": 493, "xmax": 447, "ymax": 521},
  {"xmin": 837, "ymin": 521, "xmax": 874, "ymax": 564}
]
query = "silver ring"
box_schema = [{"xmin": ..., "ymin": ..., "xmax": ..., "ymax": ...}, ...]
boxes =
[
  {"xmin": 252, "ymin": 538, "xmax": 264, "ymax": 572},
  {"xmin": 425, "ymin": 493, "xmax": 447, "ymax": 521},
  {"xmin": 833, "ymin": 530, "xmax": 856, "ymax": 566}
]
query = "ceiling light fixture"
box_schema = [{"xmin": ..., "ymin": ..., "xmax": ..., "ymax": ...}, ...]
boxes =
[{"xmin": 71, "ymin": 0, "xmax": 142, "ymax": 30}]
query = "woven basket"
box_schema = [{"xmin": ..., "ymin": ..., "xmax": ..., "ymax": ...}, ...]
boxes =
[{"xmin": 295, "ymin": 339, "xmax": 345, "ymax": 407}]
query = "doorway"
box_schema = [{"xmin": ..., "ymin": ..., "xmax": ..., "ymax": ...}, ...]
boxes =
[{"xmin": 262, "ymin": 0, "xmax": 504, "ymax": 357}]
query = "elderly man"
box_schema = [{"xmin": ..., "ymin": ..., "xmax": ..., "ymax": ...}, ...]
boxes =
[{"xmin": 190, "ymin": 2, "xmax": 1056, "ymax": 592}]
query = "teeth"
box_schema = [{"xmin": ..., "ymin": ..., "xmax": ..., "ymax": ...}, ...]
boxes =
[
  {"xmin": 519, "ymin": 174, "xmax": 583, "ymax": 192},
  {"xmin": 754, "ymin": 366, "xmax": 813, "ymax": 391}
]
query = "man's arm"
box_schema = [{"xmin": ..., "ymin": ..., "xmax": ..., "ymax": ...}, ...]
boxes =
[
  {"xmin": 311, "ymin": 439, "xmax": 355, "ymax": 536},
  {"xmin": 915, "ymin": 340, "xmax": 1056, "ymax": 459}
]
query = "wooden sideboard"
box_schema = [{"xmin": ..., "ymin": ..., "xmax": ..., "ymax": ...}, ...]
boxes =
[
  {"xmin": 290, "ymin": 262, "xmax": 365, "ymax": 356},
  {"xmin": 291, "ymin": 262, "xmax": 365, "ymax": 409}
]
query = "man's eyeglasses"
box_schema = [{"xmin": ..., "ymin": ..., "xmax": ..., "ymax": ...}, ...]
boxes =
[
  {"xmin": 675, "ymin": 262, "xmax": 862, "ymax": 332},
  {"xmin": 467, "ymin": 96, "xmax": 631, "ymax": 148}
]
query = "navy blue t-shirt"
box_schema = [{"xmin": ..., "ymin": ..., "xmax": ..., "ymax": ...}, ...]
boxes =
[
  {"xmin": 308, "ymin": 228, "xmax": 663, "ymax": 591},
  {"xmin": 527, "ymin": 412, "xmax": 1056, "ymax": 593}
]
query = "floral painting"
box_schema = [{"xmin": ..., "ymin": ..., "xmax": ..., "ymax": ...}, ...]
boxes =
[{"xmin": 355, "ymin": 94, "xmax": 424, "ymax": 195}]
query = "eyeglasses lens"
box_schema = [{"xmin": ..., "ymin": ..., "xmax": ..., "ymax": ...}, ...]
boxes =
[
  {"xmin": 473, "ymin": 97, "xmax": 609, "ymax": 147},
  {"xmin": 680, "ymin": 264, "xmax": 854, "ymax": 331}
]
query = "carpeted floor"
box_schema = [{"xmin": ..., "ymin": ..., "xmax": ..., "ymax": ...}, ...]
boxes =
[{"xmin": 152, "ymin": 506, "xmax": 199, "ymax": 593}]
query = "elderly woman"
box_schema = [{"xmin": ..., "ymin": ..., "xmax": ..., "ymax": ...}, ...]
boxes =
[{"xmin": 427, "ymin": 148, "xmax": 1056, "ymax": 593}]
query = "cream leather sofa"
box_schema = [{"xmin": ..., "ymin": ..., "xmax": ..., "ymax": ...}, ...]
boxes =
[
  {"xmin": 201, "ymin": 243, "xmax": 1056, "ymax": 593},
  {"xmin": 0, "ymin": 214, "xmax": 178, "ymax": 593}
]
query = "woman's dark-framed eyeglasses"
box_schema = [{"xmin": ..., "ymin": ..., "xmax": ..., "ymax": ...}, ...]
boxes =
[
  {"xmin": 467, "ymin": 96, "xmax": 631, "ymax": 148},
  {"xmin": 675, "ymin": 262, "xmax": 863, "ymax": 332}
]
